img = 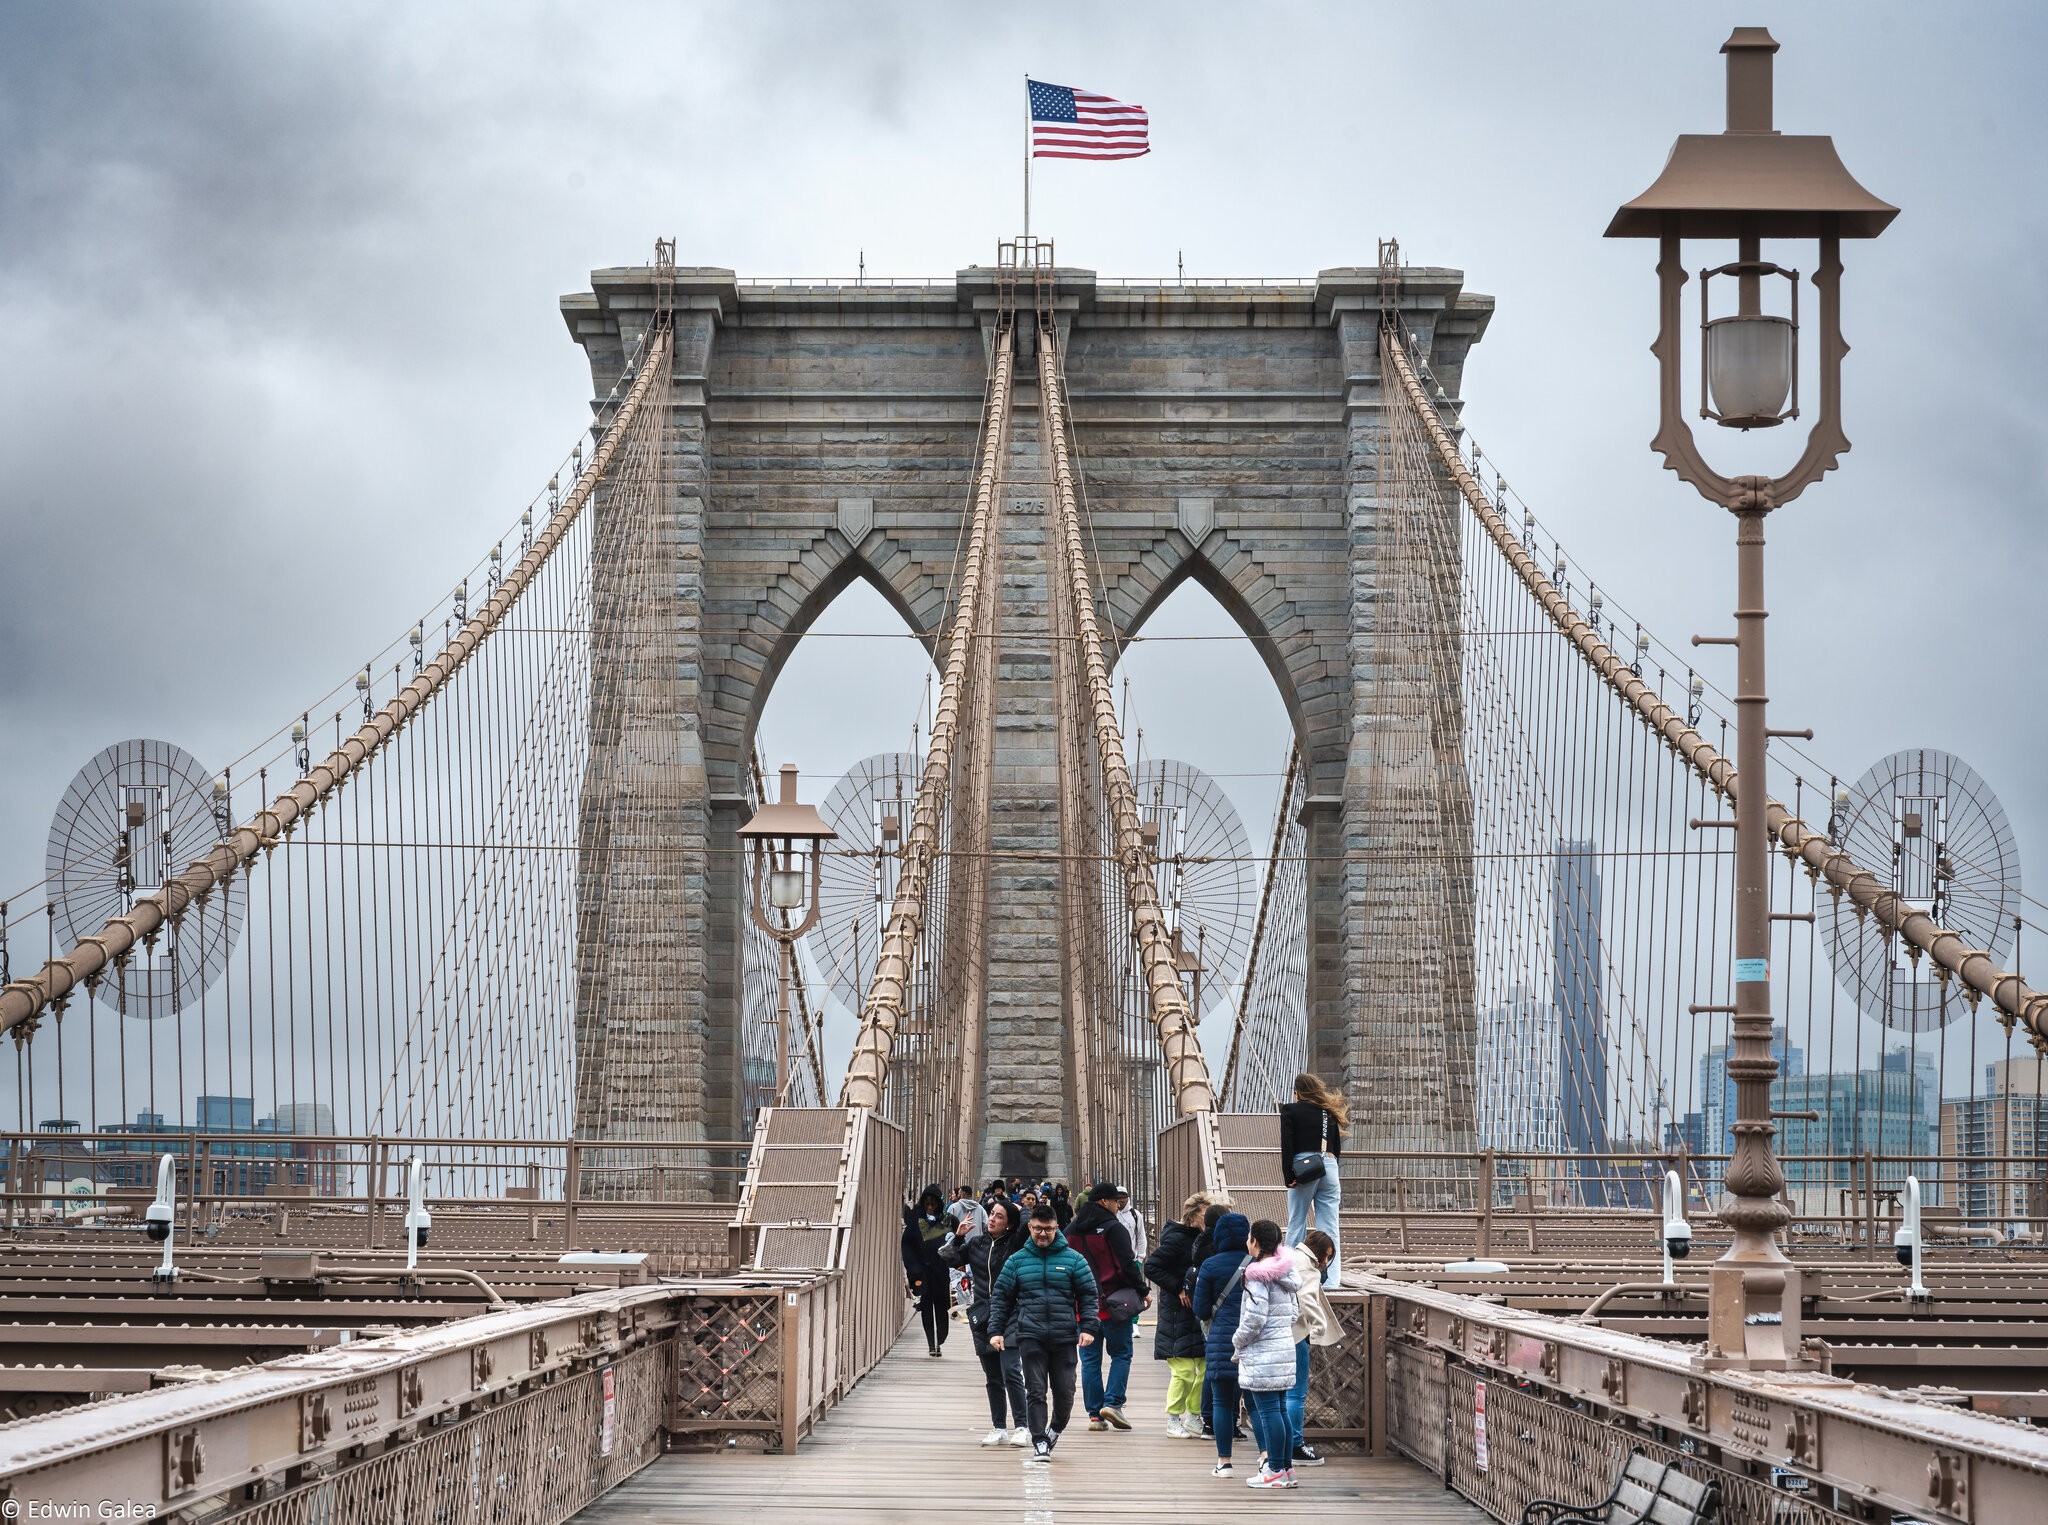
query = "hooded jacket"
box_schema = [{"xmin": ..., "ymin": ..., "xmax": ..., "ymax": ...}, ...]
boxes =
[
  {"xmin": 1233, "ymin": 1249, "xmax": 1304, "ymax": 1391},
  {"xmin": 988, "ymin": 1228, "xmax": 1102, "ymax": 1346},
  {"xmin": 1191, "ymin": 1212, "xmax": 1252, "ymax": 1371},
  {"xmin": 900, "ymin": 1185, "xmax": 951, "ymax": 1295},
  {"xmin": 1142, "ymin": 1219, "xmax": 1206, "ymax": 1361},
  {"xmin": 1066, "ymin": 1199, "xmax": 1143, "ymax": 1297}
]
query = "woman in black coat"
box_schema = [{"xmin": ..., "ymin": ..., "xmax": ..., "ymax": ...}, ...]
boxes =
[
  {"xmin": 1143, "ymin": 1193, "xmax": 1208, "ymax": 1437},
  {"xmin": 940, "ymin": 1198, "xmax": 1029, "ymax": 1443},
  {"xmin": 901, "ymin": 1183, "xmax": 953, "ymax": 1356}
]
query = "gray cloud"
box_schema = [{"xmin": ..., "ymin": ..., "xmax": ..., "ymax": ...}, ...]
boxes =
[{"xmin": 2, "ymin": 2, "xmax": 2043, "ymax": 1036}]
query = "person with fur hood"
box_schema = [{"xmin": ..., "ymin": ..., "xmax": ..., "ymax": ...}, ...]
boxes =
[{"xmin": 1232, "ymin": 1218, "xmax": 1304, "ymax": 1489}]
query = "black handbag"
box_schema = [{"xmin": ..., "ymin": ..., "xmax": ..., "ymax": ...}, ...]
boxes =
[{"xmin": 1290, "ymin": 1109, "xmax": 1332, "ymax": 1185}]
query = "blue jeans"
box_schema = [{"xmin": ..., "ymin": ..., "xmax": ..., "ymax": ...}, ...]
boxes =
[
  {"xmin": 1245, "ymin": 1386, "xmax": 1292, "ymax": 1472},
  {"xmin": 1079, "ymin": 1315, "xmax": 1133, "ymax": 1413},
  {"xmin": 1209, "ymin": 1371, "xmax": 1241, "ymax": 1460},
  {"xmin": 1286, "ymin": 1153, "xmax": 1342, "ymax": 1287},
  {"xmin": 1286, "ymin": 1338, "xmax": 1310, "ymax": 1449}
]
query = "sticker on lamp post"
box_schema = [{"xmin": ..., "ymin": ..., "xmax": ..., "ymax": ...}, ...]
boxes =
[
  {"xmin": 1734, "ymin": 958, "xmax": 1768, "ymax": 984},
  {"xmin": 1474, "ymin": 1379, "xmax": 1489, "ymax": 1472},
  {"xmin": 601, "ymin": 1366, "xmax": 617, "ymax": 1456}
]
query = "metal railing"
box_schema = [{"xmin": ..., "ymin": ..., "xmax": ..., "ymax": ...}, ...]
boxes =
[
  {"xmin": 0, "ymin": 1265, "xmax": 872, "ymax": 1519},
  {"xmin": 1, "ymin": 1131, "xmax": 754, "ymax": 1269},
  {"xmin": 1373, "ymin": 1273, "xmax": 2048, "ymax": 1524}
]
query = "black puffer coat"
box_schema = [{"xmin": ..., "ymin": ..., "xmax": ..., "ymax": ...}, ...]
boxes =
[
  {"xmin": 1143, "ymin": 1219, "xmax": 1205, "ymax": 1361},
  {"xmin": 900, "ymin": 1184, "xmax": 951, "ymax": 1302}
]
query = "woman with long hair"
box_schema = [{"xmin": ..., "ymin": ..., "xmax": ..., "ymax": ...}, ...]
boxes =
[{"xmin": 1280, "ymin": 1073, "xmax": 1347, "ymax": 1289}]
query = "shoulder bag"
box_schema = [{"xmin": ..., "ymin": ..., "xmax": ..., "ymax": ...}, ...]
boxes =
[{"xmin": 1290, "ymin": 1107, "xmax": 1331, "ymax": 1185}]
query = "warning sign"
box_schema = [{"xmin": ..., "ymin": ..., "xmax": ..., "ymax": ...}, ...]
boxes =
[{"xmin": 1474, "ymin": 1379, "xmax": 1489, "ymax": 1472}]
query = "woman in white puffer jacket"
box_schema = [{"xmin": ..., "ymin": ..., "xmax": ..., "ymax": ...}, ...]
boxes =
[{"xmin": 1231, "ymin": 1219, "xmax": 1304, "ymax": 1488}]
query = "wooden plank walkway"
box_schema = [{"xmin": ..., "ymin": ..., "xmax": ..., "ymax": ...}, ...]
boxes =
[{"xmin": 577, "ymin": 1321, "xmax": 1491, "ymax": 1523}]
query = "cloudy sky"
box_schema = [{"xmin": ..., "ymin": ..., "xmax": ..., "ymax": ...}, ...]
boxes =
[{"xmin": 2, "ymin": 3, "xmax": 2043, "ymax": 1093}]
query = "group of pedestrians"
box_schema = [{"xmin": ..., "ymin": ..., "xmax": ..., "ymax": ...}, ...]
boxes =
[{"xmin": 909, "ymin": 1071, "xmax": 1349, "ymax": 1490}]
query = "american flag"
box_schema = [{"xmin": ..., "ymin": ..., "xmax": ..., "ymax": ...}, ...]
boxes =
[{"xmin": 1028, "ymin": 79, "xmax": 1149, "ymax": 161}]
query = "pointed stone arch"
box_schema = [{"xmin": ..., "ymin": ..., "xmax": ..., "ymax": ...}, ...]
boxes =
[{"xmin": 1101, "ymin": 521, "xmax": 1344, "ymax": 789}]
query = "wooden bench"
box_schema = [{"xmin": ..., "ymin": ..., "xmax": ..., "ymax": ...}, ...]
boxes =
[{"xmin": 1523, "ymin": 1448, "xmax": 1719, "ymax": 1525}]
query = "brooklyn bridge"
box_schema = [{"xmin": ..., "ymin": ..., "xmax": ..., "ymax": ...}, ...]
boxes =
[{"xmin": 0, "ymin": 27, "xmax": 2043, "ymax": 1525}]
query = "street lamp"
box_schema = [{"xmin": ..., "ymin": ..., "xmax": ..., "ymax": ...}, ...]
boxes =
[
  {"xmin": 739, "ymin": 763, "xmax": 838, "ymax": 1100},
  {"xmin": 1607, "ymin": 27, "xmax": 1895, "ymax": 1370}
]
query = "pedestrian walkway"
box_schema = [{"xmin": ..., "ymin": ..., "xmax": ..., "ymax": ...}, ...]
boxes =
[{"xmin": 575, "ymin": 1319, "xmax": 1490, "ymax": 1522}]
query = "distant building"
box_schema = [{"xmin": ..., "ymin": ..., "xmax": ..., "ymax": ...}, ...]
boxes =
[
  {"xmin": 1771, "ymin": 1068, "xmax": 1926, "ymax": 1214},
  {"xmin": 1553, "ymin": 842, "xmax": 1607, "ymax": 1161},
  {"xmin": 1476, "ymin": 985, "xmax": 1562, "ymax": 1155},
  {"xmin": 1696, "ymin": 1026, "xmax": 1804, "ymax": 1190},
  {"xmin": 1880, "ymin": 1047, "xmax": 1941, "ymax": 1159},
  {"xmin": 1940, "ymin": 1057, "xmax": 2048, "ymax": 1227}
]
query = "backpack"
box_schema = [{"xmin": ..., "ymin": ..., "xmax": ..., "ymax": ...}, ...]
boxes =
[{"xmin": 1071, "ymin": 1224, "xmax": 1139, "ymax": 1319}]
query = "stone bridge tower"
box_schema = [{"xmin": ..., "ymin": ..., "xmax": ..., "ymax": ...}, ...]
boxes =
[{"xmin": 563, "ymin": 256, "xmax": 1491, "ymax": 1172}]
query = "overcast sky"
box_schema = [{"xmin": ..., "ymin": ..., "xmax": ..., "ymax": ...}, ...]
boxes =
[{"xmin": 2, "ymin": 3, "xmax": 2043, "ymax": 1089}]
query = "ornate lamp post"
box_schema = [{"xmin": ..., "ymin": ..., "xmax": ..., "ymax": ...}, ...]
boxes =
[
  {"xmin": 738, "ymin": 764, "xmax": 838, "ymax": 1100},
  {"xmin": 1607, "ymin": 28, "xmax": 1895, "ymax": 1368}
]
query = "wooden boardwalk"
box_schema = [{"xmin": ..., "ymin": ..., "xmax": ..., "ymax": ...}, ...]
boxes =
[{"xmin": 577, "ymin": 1321, "xmax": 1490, "ymax": 1523}]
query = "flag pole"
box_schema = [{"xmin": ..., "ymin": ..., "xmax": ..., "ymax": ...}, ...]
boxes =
[{"xmin": 1023, "ymin": 76, "xmax": 1031, "ymax": 237}]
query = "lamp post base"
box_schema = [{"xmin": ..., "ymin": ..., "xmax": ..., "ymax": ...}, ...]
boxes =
[{"xmin": 1698, "ymin": 1259, "xmax": 1815, "ymax": 1371}]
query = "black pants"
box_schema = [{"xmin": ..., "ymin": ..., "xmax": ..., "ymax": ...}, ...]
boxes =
[
  {"xmin": 917, "ymin": 1295, "xmax": 949, "ymax": 1352},
  {"xmin": 976, "ymin": 1341, "xmax": 1028, "ymax": 1428},
  {"xmin": 1017, "ymin": 1338, "xmax": 1078, "ymax": 1446}
]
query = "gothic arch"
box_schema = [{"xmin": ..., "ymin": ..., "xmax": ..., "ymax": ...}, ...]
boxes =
[{"xmin": 1102, "ymin": 524, "xmax": 1342, "ymax": 782}]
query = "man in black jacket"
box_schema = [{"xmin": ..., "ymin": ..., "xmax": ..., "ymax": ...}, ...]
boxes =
[
  {"xmin": 1066, "ymin": 1181, "xmax": 1149, "ymax": 1430},
  {"xmin": 990, "ymin": 1205, "xmax": 1100, "ymax": 1462}
]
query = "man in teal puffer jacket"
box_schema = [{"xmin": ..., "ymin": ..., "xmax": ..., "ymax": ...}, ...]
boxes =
[{"xmin": 989, "ymin": 1204, "xmax": 1100, "ymax": 1462}]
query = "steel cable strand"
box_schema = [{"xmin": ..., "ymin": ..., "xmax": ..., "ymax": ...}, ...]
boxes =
[
  {"xmin": 840, "ymin": 322, "xmax": 1014, "ymax": 1110},
  {"xmin": 1379, "ymin": 331, "xmax": 2048, "ymax": 1055},
  {"xmin": 1035, "ymin": 320, "xmax": 1215, "ymax": 1122},
  {"xmin": 0, "ymin": 325, "xmax": 674, "ymax": 1043}
]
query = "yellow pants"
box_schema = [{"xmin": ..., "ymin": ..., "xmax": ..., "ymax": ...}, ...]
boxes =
[{"xmin": 1165, "ymin": 1355, "xmax": 1206, "ymax": 1415}]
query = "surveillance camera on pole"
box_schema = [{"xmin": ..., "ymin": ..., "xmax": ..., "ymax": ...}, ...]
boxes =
[
  {"xmin": 1897, "ymin": 1174, "xmax": 1929, "ymax": 1300},
  {"xmin": 1660, "ymin": 1169, "xmax": 1691, "ymax": 1286},
  {"xmin": 403, "ymin": 1156, "xmax": 432, "ymax": 1273},
  {"xmin": 144, "ymin": 1153, "xmax": 178, "ymax": 1282}
]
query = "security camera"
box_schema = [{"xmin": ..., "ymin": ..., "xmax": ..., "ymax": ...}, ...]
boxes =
[
  {"xmin": 1898, "ymin": 1174, "xmax": 1928, "ymax": 1299},
  {"xmin": 146, "ymin": 1154, "xmax": 178, "ymax": 1279},
  {"xmin": 1893, "ymin": 1229, "xmax": 1915, "ymax": 1269},
  {"xmin": 1659, "ymin": 1170, "xmax": 1691, "ymax": 1285},
  {"xmin": 403, "ymin": 1156, "xmax": 432, "ymax": 1273}
]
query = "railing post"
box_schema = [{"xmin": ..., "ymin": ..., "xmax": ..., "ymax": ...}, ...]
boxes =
[
  {"xmin": 566, "ymin": 1142, "xmax": 582, "ymax": 1253},
  {"xmin": 778, "ymin": 1285, "xmax": 800, "ymax": 1454},
  {"xmin": 1476, "ymin": 1149, "xmax": 1496, "ymax": 1259},
  {"xmin": 367, "ymin": 1140, "xmax": 385, "ymax": 1250}
]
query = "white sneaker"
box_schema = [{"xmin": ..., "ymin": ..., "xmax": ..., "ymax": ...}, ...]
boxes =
[
  {"xmin": 1008, "ymin": 1426, "xmax": 1031, "ymax": 1446},
  {"xmin": 981, "ymin": 1427, "xmax": 1008, "ymax": 1447}
]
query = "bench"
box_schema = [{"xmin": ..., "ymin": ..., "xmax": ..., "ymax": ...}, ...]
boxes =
[{"xmin": 1523, "ymin": 1448, "xmax": 1719, "ymax": 1525}]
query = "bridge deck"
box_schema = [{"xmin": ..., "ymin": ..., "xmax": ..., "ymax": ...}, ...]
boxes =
[{"xmin": 577, "ymin": 1321, "xmax": 1487, "ymax": 1523}]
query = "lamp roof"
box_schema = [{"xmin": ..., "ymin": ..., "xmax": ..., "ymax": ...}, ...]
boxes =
[
  {"xmin": 1606, "ymin": 27, "xmax": 1896, "ymax": 241},
  {"xmin": 739, "ymin": 763, "xmax": 838, "ymax": 842}
]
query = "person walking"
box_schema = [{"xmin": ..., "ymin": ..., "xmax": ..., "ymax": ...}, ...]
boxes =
[
  {"xmin": 941, "ymin": 1197, "xmax": 1031, "ymax": 1446},
  {"xmin": 989, "ymin": 1203, "xmax": 1100, "ymax": 1464},
  {"xmin": 1184, "ymin": 1198, "xmax": 1237, "ymax": 1441},
  {"xmin": 1191, "ymin": 1209, "xmax": 1252, "ymax": 1477},
  {"xmin": 1067, "ymin": 1181, "xmax": 1148, "ymax": 1431},
  {"xmin": 1112, "ymin": 1184, "xmax": 1148, "ymax": 1262},
  {"xmin": 1143, "ymin": 1192, "xmax": 1208, "ymax": 1437},
  {"xmin": 1235, "ymin": 1219, "xmax": 1305, "ymax": 1489},
  {"xmin": 1049, "ymin": 1182, "xmax": 1074, "ymax": 1229},
  {"xmin": 1285, "ymin": 1228, "xmax": 1340, "ymax": 1467},
  {"xmin": 901, "ymin": 1184, "xmax": 954, "ymax": 1357},
  {"xmin": 1281, "ymin": 1072, "xmax": 1348, "ymax": 1288}
]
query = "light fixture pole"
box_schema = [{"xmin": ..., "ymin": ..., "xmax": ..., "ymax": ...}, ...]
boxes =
[
  {"xmin": 1607, "ymin": 28, "xmax": 1895, "ymax": 1368},
  {"xmin": 738, "ymin": 764, "xmax": 838, "ymax": 1100}
]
